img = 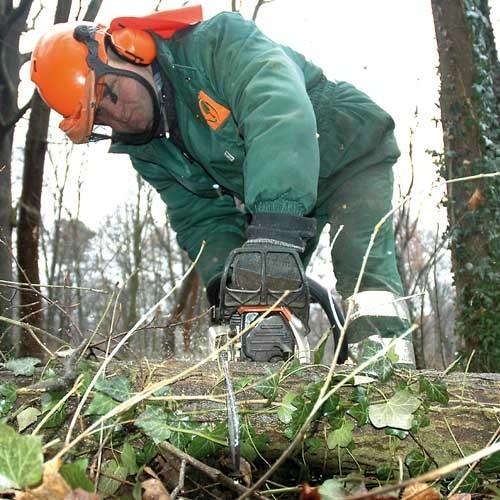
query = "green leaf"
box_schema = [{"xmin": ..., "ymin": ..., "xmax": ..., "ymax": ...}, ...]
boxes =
[
  {"xmin": 97, "ymin": 459, "xmax": 128, "ymax": 497},
  {"xmin": 0, "ymin": 423, "xmax": 43, "ymax": 489},
  {"xmin": 187, "ymin": 423, "xmax": 226, "ymax": 459},
  {"xmin": 368, "ymin": 389, "xmax": 422, "ymax": 430},
  {"xmin": 0, "ymin": 383, "xmax": 17, "ymax": 417},
  {"xmin": 95, "ymin": 375, "xmax": 132, "ymax": 402},
  {"xmin": 17, "ymin": 407, "xmax": 41, "ymax": 432},
  {"xmin": 418, "ymin": 376, "xmax": 449, "ymax": 404},
  {"xmin": 384, "ymin": 427, "xmax": 408, "ymax": 439},
  {"xmin": 121, "ymin": 442, "xmax": 139, "ymax": 475},
  {"xmin": 326, "ymin": 421, "xmax": 354, "ymax": 449},
  {"xmin": 40, "ymin": 392, "xmax": 68, "ymax": 429},
  {"xmin": 283, "ymin": 395, "xmax": 311, "ymax": 440},
  {"xmin": 136, "ymin": 406, "xmax": 172, "ymax": 444},
  {"xmin": 277, "ymin": 392, "xmax": 297, "ymax": 424},
  {"xmin": 405, "ymin": 450, "xmax": 432, "ymax": 477},
  {"xmin": 318, "ymin": 478, "xmax": 347, "ymax": 499},
  {"xmin": 5, "ymin": 357, "xmax": 40, "ymax": 377},
  {"xmin": 480, "ymin": 450, "xmax": 500, "ymax": 474},
  {"xmin": 233, "ymin": 377, "xmax": 252, "ymax": 391},
  {"xmin": 305, "ymin": 436, "xmax": 323, "ymax": 453},
  {"xmin": 347, "ymin": 402, "xmax": 368, "ymax": 426},
  {"xmin": 135, "ymin": 440, "xmax": 157, "ymax": 466},
  {"xmin": 254, "ymin": 372, "xmax": 279, "ymax": 401},
  {"xmin": 60, "ymin": 458, "xmax": 94, "ymax": 492},
  {"xmin": 357, "ymin": 340, "xmax": 394, "ymax": 381},
  {"xmin": 85, "ymin": 392, "xmax": 119, "ymax": 416},
  {"xmin": 447, "ymin": 468, "xmax": 481, "ymax": 493}
]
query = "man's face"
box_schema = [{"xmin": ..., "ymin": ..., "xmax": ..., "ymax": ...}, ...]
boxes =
[{"xmin": 94, "ymin": 72, "xmax": 155, "ymax": 135}]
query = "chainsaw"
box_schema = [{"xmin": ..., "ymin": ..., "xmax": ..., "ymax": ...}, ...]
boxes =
[
  {"xmin": 208, "ymin": 245, "xmax": 348, "ymax": 365},
  {"xmin": 208, "ymin": 245, "xmax": 347, "ymax": 474}
]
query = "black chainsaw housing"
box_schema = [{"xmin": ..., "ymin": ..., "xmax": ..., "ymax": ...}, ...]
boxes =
[{"xmin": 214, "ymin": 246, "xmax": 347, "ymax": 363}]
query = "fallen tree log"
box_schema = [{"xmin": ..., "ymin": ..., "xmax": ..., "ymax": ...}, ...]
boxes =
[{"xmin": 148, "ymin": 360, "xmax": 500, "ymax": 477}]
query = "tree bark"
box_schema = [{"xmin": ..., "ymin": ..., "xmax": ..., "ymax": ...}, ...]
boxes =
[
  {"xmin": 0, "ymin": 0, "xmax": 33, "ymax": 349},
  {"xmin": 431, "ymin": 0, "xmax": 500, "ymax": 371},
  {"xmin": 149, "ymin": 361, "xmax": 500, "ymax": 474}
]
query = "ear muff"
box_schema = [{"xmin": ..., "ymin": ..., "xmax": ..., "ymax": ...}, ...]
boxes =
[{"xmin": 109, "ymin": 28, "xmax": 157, "ymax": 65}]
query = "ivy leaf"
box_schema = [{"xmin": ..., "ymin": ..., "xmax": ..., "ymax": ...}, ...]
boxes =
[
  {"xmin": 135, "ymin": 440, "xmax": 157, "ymax": 466},
  {"xmin": 187, "ymin": 423, "xmax": 226, "ymax": 459},
  {"xmin": 447, "ymin": 468, "xmax": 481, "ymax": 493},
  {"xmin": 5, "ymin": 357, "xmax": 40, "ymax": 377},
  {"xmin": 121, "ymin": 442, "xmax": 139, "ymax": 475},
  {"xmin": 405, "ymin": 450, "xmax": 432, "ymax": 477},
  {"xmin": 418, "ymin": 376, "xmax": 449, "ymax": 404},
  {"xmin": 368, "ymin": 389, "xmax": 422, "ymax": 430},
  {"xmin": 97, "ymin": 459, "xmax": 128, "ymax": 497},
  {"xmin": 60, "ymin": 458, "xmax": 94, "ymax": 492},
  {"xmin": 95, "ymin": 375, "xmax": 132, "ymax": 402},
  {"xmin": 136, "ymin": 406, "xmax": 172, "ymax": 444},
  {"xmin": 0, "ymin": 383, "xmax": 17, "ymax": 417},
  {"xmin": 347, "ymin": 402, "xmax": 368, "ymax": 426},
  {"xmin": 254, "ymin": 372, "xmax": 279, "ymax": 401},
  {"xmin": 283, "ymin": 395, "xmax": 312, "ymax": 440},
  {"xmin": 318, "ymin": 478, "xmax": 347, "ymax": 499},
  {"xmin": 85, "ymin": 392, "xmax": 119, "ymax": 416},
  {"xmin": 40, "ymin": 392, "xmax": 68, "ymax": 428},
  {"xmin": 356, "ymin": 340, "xmax": 394, "ymax": 381},
  {"xmin": 327, "ymin": 421, "xmax": 355, "ymax": 449},
  {"xmin": 0, "ymin": 423, "xmax": 43, "ymax": 489},
  {"xmin": 384, "ymin": 427, "xmax": 409, "ymax": 439},
  {"xmin": 277, "ymin": 392, "xmax": 297, "ymax": 424},
  {"xmin": 479, "ymin": 450, "xmax": 500, "ymax": 474},
  {"xmin": 17, "ymin": 407, "xmax": 41, "ymax": 432},
  {"xmin": 233, "ymin": 377, "xmax": 252, "ymax": 391}
]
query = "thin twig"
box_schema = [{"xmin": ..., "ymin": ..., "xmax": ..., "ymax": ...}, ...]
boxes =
[
  {"xmin": 158, "ymin": 441, "xmax": 266, "ymax": 499},
  {"xmin": 344, "ymin": 440, "xmax": 500, "ymax": 499}
]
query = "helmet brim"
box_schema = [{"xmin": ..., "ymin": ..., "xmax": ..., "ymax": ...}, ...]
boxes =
[{"xmin": 59, "ymin": 69, "xmax": 97, "ymax": 144}]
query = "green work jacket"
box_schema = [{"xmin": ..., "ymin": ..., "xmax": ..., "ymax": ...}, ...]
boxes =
[{"xmin": 110, "ymin": 12, "xmax": 400, "ymax": 284}]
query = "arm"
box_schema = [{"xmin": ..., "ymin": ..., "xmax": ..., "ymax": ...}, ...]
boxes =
[
  {"xmin": 192, "ymin": 13, "xmax": 321, "ymax": 216},
  {"xmin": 130, "ymin": 156, "xmax": 246, "ymax": 283}
]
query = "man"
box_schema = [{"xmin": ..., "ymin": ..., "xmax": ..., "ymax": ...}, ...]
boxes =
[{"xmin": 30, "ymin": 6, "xmax": 415, "ymax": 368}]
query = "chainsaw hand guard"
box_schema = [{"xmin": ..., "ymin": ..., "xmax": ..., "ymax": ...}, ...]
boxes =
[{"xmin": 216, "ymin": 244, "xmax": 310, "ymax": 328}]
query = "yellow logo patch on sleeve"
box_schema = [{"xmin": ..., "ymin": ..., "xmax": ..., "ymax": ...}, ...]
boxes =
[{"xmin": 198, "ymin": 90, "xmax": 231, "ymax": 130}]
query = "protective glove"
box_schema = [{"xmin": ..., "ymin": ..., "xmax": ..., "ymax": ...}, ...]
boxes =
[{"xmin": 231, "ymin": 212, "xmax": 316, "ymax": 292}]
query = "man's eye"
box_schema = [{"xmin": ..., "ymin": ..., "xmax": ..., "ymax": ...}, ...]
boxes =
[{"xmin": 101, "ymin": 82, "xmax": 118, "ymax": 104}]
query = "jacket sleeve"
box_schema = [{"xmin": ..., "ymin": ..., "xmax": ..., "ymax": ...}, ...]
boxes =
[
  {"xmin": 130, "ymin": 156, "xmax": 246, "ymax": 283},
  {"xmin": 192, "ymin": 13, "xmax": 320, "ymax": 216}
]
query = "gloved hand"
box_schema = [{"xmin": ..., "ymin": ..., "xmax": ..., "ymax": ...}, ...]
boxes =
[
  {"xmin": 231, "ymin": 212, "xmax": 316, "ymax": 292},
  {"xmin": 205, "ymin": 213, "xmax": 316, "ymax": 307}
]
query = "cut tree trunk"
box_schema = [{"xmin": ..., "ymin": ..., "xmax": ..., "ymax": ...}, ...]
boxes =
[{"xmin": 150, "ymin": 361, "xmax": 499, "ymax": 475}]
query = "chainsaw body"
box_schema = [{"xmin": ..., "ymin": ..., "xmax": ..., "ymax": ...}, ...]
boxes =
[{"xmin": 210, "ymin": 246, "xmax": 347, "ymax": 364}]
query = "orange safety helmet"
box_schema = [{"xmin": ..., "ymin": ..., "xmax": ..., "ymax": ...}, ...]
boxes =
[{"xmin": 31, "ymin": 23, "xmax": 110, "ymax": 143}]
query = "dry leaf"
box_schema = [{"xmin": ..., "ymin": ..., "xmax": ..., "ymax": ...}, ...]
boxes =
[
  {"xmin": 64, "ymin": 489, "xmax": 100, "ymax": 500},
  {"xmin": 299, "ymin": 483, "xmax": 320, "ymax": 500},
  {"xmin": 448, "ymin": 495, "xmax": 471, "ymax": 500},
  {"xmin": 402, "ymin": 482, "xmax": 441, "ymax": 500},
  {"xmin": 142, "ymin": 478, "xmax": 171, "ymax": 500},
  {"xmin": 239, "ymin": 457, "xmax": 252, "ymax": 487},
  {"xmin": 16, "ymin": 458, "xmax": 72, "ymax": 500},
  {"xmin": 467, "ymin": 188, "xmax": 484, "ymax": 211}
]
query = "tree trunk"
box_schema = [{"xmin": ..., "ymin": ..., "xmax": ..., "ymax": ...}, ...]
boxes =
[
  {"xmin": 0, "ymin": 0, "xmax": 33, "ymax": 350},
  {"xmin": 150, "ymin": 361, "xmax": 499, "ymax": 474},
  {"xmin": 17, "ymin": 92, "xmax": 50, "ymax": 356},
  {"xmin": 431, "ymin": 0, "xmax": 500, "ymax": 371}
]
